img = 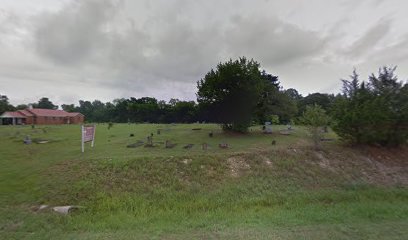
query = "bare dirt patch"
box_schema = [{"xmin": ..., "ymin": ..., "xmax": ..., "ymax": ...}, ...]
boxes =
[
  {"xmin": 182, "ymin": 159, "xmax": 192, "ymax": 164},
  {"xmin": 359, "ymin": 146, "xmax": 408, "ymax": 185},
  {"xmin": 256, "ymin": 153, "xmax": 273, "ymax": 167},
  {"xmin": 227, "ymin": 156, "xmax": 250, "ymax": 177},
  {"xmin": 309, "ymin": 146, "xmax": 408, "ymax": 186},
  {"xmin": 314, "ymin": 152, "xmax": 337, "ymax": 172}
]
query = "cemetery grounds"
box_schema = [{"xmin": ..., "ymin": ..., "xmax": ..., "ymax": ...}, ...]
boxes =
[{"xmin": 1, "ymin": 124, "xmax": 408, "ymax": 239}]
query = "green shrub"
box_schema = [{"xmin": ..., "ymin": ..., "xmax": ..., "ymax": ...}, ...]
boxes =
[
  {"xmin": 300, "ymin": 104, "xmax": 330, "ymax": 149},
  {"xmin": 270, "ymin": 115, "xmax": 280, "ymax": 125},
  {"xmin": 332, "ymin": 67, "xmax": 408, "ymax": 146}
]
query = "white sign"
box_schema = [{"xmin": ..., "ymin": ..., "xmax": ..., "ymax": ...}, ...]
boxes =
[{"xmin": 81, "ymin": 125, "xmax": 95, "ymax": 152}]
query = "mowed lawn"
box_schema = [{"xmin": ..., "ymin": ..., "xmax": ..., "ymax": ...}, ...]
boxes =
[{"xmin": 0, "ymin": 124, "xmax": 408, "ymax": 239}]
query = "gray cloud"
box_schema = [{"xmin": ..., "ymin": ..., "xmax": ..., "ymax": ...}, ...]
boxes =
[
  {"xmin": 366, "ymin": 33, "xmax": 408, "ymax": 67},
  {"xmin": 345, "ymin": 19, "xmax": 392, "ymax": 59},
  {"xmin": 225, "ymin": 15, "xmax": 326, "ymax": 67},
  {"xmin": 34, "ymin": 0, "xmax": 120, "ymax": 64},
  {"xmin": 31, "ymin": 0, "xmax": 327, "ymax": 84},
  {"xmin": 1, "ymin": 0, "xmax": 408, "ymax": 106}
]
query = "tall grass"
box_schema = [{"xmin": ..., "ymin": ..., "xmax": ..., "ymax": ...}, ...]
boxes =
[{"xmin": 0, "ymin": 124, "xmax": 407, "ymax": 239}]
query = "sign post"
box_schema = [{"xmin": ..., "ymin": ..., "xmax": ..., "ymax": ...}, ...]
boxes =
[{"xmin": 81, "ymin": 125, "xmax": 96, "ymax": 152}]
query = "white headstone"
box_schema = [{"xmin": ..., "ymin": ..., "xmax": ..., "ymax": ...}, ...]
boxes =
[{"xmin": 264, "ymin": 122, "xmax": 272, "ymax": 134}]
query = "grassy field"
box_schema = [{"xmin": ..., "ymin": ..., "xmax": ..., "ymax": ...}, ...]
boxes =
[{"xmin": 0, "ymin": 123, "xmax": 407, "ymax": 239}]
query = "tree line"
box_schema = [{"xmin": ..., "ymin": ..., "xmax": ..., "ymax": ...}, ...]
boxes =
[
  {"xmin": 1, "ymin": 57, "xmax": 407, "ymax": 146},
  {"xmin": 0, "ymin": 89, "xmax": 334, "ymax": 125}
]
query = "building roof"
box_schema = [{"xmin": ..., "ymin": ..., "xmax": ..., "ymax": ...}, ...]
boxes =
[
  {"xmin": 26, "ymin": 108, "xmax": 68, "ymax": 117},
  {"xmin": 1, "ymin": 108, "xmax": 83, "ymax": 118},
  {"xmin": 26, "ymin": 108, "xmax": 82, "ymax": 117},
  {"xmin": 0, "ymin": 111, "xmax": 27, "ymax": 118},
  {"xmin": 17, "ymin": 109, "xmax": 34, "ymax": 117}
]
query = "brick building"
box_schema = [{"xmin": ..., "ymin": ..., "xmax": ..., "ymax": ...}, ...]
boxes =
[{"xmin": 0, "ymin": 108, "xmax": 84, "ymax": 125}]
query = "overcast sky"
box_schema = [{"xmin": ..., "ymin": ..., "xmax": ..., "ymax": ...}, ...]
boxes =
[{"xmin": 1, "ymin": 0, "xmax": 408, "ymax": 106}]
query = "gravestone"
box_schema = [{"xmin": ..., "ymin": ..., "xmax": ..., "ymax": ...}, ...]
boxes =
[
  {"xmin": 280, "ymin": 130, "xmax": 291, "ymax": 135},
  {"xmin": 209, "ymin": 132, "xmax": 213, "ymax": 137},
  {"xmin": 24, "ymin": 135, "xmax": 32, "ymax": 144},
  {"xmin": 183, "ymin": 144, "xmax": 194, "ymax": 149},
  {"xmin": 127, "ymin": 140, "xmax": 144, "ymax": 148},
  {"xmin": 35, "ymin": 139, "xmax": 49, "ymax": 144},
  {"xmin": 264, "ymin": 122, "xmax": 272, "ymax": 134},
  {"xmin": 145, "ymin": 136, "xmax": 153, "ymax": 147},
  {"xmin": 165, "ymin": 140, "xmax": 177, "ymax": 148},
  {"xmin": 219, "ymin": 143, "xmax": 229, "ymax": 149},
  {"xmin": 202, "ymin": 143, "xmax": 208, "ymax": 150}
]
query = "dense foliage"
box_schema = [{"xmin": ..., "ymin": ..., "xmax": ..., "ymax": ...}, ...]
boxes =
[
  {"xmin": 300, "ymin": 104, "xmax": 330, "ymax": 149},
  {"xmin": 297, "ymin": 93, "xmax": 336, "ymax": 116},
  {"xmin": 256, "ymin": 71, "xmax": 297, "ymax": 124},
  {"xmin": 332, "ymin": 67, "xmax": 408, "ymax": 146},
  {"xmin": 32, "ymin": 97, "xmax": 58, "ymax": 110},
  {"xmin": 67, "ymin": 98, "xmax": 198, "ymax": 123},
  {"xmin": 197, "ymin": 57, "xmax": 297, "ymax": 132},
  {"xmin": 2, "ymin": 60, "xmax": 407, "ymax": 147},
  {"xmin": 0, "ymin": 94, "xmax": 15, "ymax": 114},
  {"xmin": 196, "ymin": 58, "xmax": 265, "ymax": 132}
]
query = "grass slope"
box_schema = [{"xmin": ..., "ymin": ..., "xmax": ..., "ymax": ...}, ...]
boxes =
[{"xmin": 0, "ymin": 124, "xmax": 407, "ymax": 239}]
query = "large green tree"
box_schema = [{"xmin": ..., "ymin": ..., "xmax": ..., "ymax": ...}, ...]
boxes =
[
  {"xmin": 0, "ymin": 94, "xmax": 15, "ymax": 115},
  {"xmin": 298, "ymin": 93, "xmax": 335, "ymax": 116},
  {"xmin": 255, "ymin": 72, "xmax": 297, "ymax": 124},
  {"xmin": 61, "ymin": 104, "xmax": 76, "ymax": 112},
  {"xmin": 33, "ymin": 97, "xmax": 58, "ymax": 109},
  {"xmin": 127, "ymin": 97, "xmax": 160, "ymax": 123},
  {"xmin": 332, "ymin": 67, "xmax": 408, "ymax": 146},
  {"xmin": 301, "ymin": 104, "xmax": 330, "ymax": 150},
  {"xmin": 285, "ymin": 88, "xmax": 302, "ymax": 101},
  {"xmin": 197, "ymin": 57, "xmax": 264, "ymax": 132}
]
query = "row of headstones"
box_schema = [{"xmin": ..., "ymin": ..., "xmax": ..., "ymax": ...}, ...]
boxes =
[
  {"xmin": 129, "ymin": 128, "xmax": 213, "ymax": 142},
  {"xmin": 23, "ymin": 135, "xmax": 49, "ymax": 144},
  {"xmin": 127, "ymin": 135, "xmax": 228, "ymax": 149},
  {"xmin": 126, "ymin": 128, "xmax": 217, "ymax": 149},
  {"xmin": 263, "ymin": 122, "xmax": 295, "ymax": 135},
  {"xmin": 147, "ymin": 136, "xmax": 228, "ymax": 149},
  {"xmin": 153, "ymin": 129, "xmax": 213, "ymax": 137}
]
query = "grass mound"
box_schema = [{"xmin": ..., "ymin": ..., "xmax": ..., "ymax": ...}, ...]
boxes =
[{"xmin": 0, "ymin": 124, "xmax": 407, "ymax": 239}]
